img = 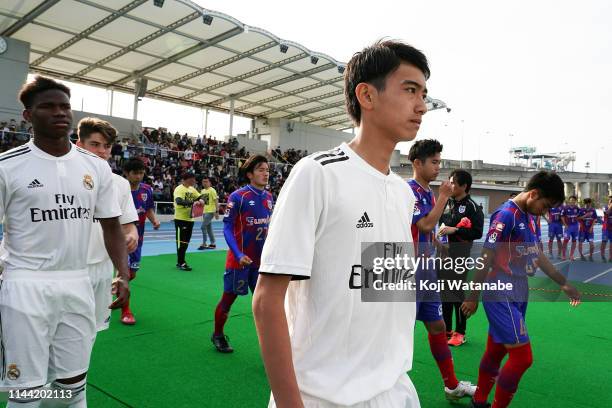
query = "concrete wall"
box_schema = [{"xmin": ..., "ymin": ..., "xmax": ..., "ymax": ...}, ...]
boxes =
[
  {"xmin": 0, "ymin": 37, "xmax": 30, "ymax": 120},
  {"xmin": 254, "ymin": 118, "xmax": 352, "ymax": 153},
  {"xmin": 71, "ymin": 110, "xmax": 141, "ymax": 140},
  {"xmin": 231, "ymin": 135, "xmax": 268, "ymax": 155}
]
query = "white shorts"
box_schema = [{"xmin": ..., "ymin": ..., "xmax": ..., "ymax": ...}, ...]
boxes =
[
  {"xmin": 88, "ymin": 258, "xmax": 114, "ymax": 332},
  {"xmin": 268, "ymin": 373, "xmax": 420, "ymax": 408},
  {"xmin": 0, "ymin": 269, "xmax": 95, "ymax": 390}
]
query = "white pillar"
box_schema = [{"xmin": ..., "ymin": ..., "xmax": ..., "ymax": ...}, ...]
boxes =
[
  {"xmin": 204, "ymin": 108, "xmax": 209, "ymax": 137},
  {"xmin": 228, "ymin": 99, "xmax": 235, "ymax": 137},
  {"xmin": 108, "ymin": 89, "xmax": 114, "ymax": 116},
  {"xmin": 132, "ymin": 93, "xmax": 139, "ymax": 121}
]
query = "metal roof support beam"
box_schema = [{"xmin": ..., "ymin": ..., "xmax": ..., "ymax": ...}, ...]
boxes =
[
  {"xmin": 149, "ymin": 40, "xmax": 278, "ymax": 93},
  {"xmin": 182, "ymin": 52, "xmax": 307, "ymax": 99},
  {"xmin": 209, "ymin": 63, "xmax": 336, "ymax": 106},
  {"xmin": 258, "ymin": 89, "xmax": 343, "ymax": 116},
  {"xmin": 284, "ymin": 100, "xmax": 345, "ymax": 120},
  {"xmin": 31, "ymin": 0, "xmax": 148, "ymax": 66},
  {"xmin": 237, "ymin": 76, "xmax": 343, "ymax": 111},
  {"xmin": 74, "ymin": 10, "xmax": 202, "ymax": 77},
  {"xmin": 112, "ymin": 26, "xmax": 243, "ymax": 85},
  {"xmin": 1, "ymin": 0, "xmax": 60, "ymax": 36},
  {"xmin": 304, "ymin": 110, "xmax": 347, "ymax": 124}
]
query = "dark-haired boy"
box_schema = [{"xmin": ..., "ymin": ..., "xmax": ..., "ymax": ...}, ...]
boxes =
[
  {"xmin": 438, "ymin": 169, "xmax": 484, "ymax": 345},
  {"xmin": 462, "ymin": 171, "xmax": 580, "ymax": 408},
  {"xmin": 173, "ymin": 172, "xmax": 202, "ymax": 271},
  {"xmin": 254, "ymin": 40, "xmax": 428, "ymax": 407},
  {"xmin": 577, "ymin": 198, "xmax": 596, "ymax": 261},
  {"xmin": 123, "ymin": 157, "xmax": 161, "ymax": 324},
  {"xmin": 408, "ymin": 139, "xmax": 476, "ymax": 401},
  {"xmin": 77, "ymin": 117, "xmax": 139, "ymax": 330},
  {"xmin": 0, "ymin": 76, "xmax": 130, "ymax": 406},
  {"xmin": 561, "ymin": 195, "xmax": 580, "ymax": 261},
  {"xmin": 600, "ymin": 196, "xmax": 612, "ymax": 262},
  {"xmin": 212, "ymin": 155, "xmax": 272, "ymax": 353}
]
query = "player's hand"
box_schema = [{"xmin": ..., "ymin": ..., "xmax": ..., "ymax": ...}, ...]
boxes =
[
  {"xmin": 561, "ymin": 283, "xmax": 581, "ymax": 306},
  {"xmin": 239, "ymin": 255, "xmax": 253, "ymax": 266},
  {"xmin": 439, "ymin": 180, "xmax": 453, "ymax": 198},
  {"xmin": 438, "ymin": 226, "xmax": 458, "ymax": 236},
  {"xmin": 125, "ymin": 232, "xmax": 138, "ymax": 253},
  {"xmin": 461, "ymin": 300, "xmax": 478, "ymax": 317},
  {"xmin": 109, "ymin": 277, "xmax": 130, "ymax": 309},
  {"xmin": 153, "ymin": 219, "xmax": 161, "ymax": 230}
]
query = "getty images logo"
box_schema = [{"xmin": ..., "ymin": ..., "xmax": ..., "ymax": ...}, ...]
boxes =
[{"xmin": 356, "ymin": 212, "xmax": 374, "ymax": 228}]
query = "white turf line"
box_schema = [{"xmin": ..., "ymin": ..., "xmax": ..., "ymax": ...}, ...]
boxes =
[{"xmin": 583, "ymin": 267, "xmax": 612, "ymax": 283}]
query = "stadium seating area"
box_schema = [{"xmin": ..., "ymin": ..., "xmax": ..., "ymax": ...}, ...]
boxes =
[{"xmin": 0, "ymin": 121, "xmax": 306, "ymax": 212}]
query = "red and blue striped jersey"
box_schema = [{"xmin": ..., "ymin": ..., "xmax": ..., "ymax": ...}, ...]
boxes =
[
  {"xmin": 562, "ymin": 205, "xmax": 580, "ymax": 226},
  {"xmin": 548, "ymin": 207, "xmax": 563, "ymax": 224},
  {"xmin": 408, "ymin": 179, "xmax": 436, "ymax": 257},
  {"xmin": 223, "ymin": 185, "xmax": 273, "ymax": 269},
  {"xmin": 578, "ymin": 207, "xmax": 597, "ymax": 230},
  {"xmin": 484, "ymin": 200, "xmax": 539, "ymax": 278},
  {"xmin": 131, "ymin": 183, "xmax": 154, "ymax": 239}
]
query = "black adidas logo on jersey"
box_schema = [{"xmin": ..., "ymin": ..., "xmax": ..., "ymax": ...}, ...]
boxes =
[
  {"xmin": 27, "ymin": 179, "xmax": 44, "ymax": 188},
  {"xmin": 356, "ymin": 212, "xmax": 374, "ymax": 228}
]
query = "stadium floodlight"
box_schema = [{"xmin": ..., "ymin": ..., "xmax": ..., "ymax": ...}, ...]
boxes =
[
  {"xmin": 153, "ymin": 0, "xmax": 164, "ymax": 7},
  {"xmin": 202, "ymin": 14, "xmax": 213, "ymax": 25},
  {"xmin": 337, "ymin": 65, "xmax": 345, "ymax": 74},
  {"xmin": 279, "ymin": 44, "xmax": 289, "ymax": 53},
  {"xmin": 310, "ymin": 56, "xmax": 319, "ymax": 65},
  {"xmin": 425, "ymin": 96, "xmax": 451, "ymax": 113}
]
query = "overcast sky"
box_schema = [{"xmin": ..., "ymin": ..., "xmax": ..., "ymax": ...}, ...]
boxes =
[{"xmin": 60, "ymin": 0, "xmax": 612, "ymax": 173}]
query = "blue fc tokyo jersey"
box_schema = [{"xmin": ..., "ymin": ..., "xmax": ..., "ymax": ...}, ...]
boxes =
[
  {"xmin": 131, "ymin": 183, "xmax": 154, "ymax": 239},
  {"xmin": 408, "ymin": 179, "xmax": 436, "ymax": 257},
  {"xmin": 484, "ymin": 200, "xmax": 539, "ymax": 280},
  {"xmin": 562, "ymin": 205, "xmax": 580, "ymax": 226},
  {"xmin": 548, "ymin": 207, "xmax": 563, "ymax": 224},
  {"xmin": 224, "ymin": 185, "xmax": 273, "ymax": 269}
]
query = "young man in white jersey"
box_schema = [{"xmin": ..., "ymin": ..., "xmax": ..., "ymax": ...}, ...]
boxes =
[
  {"xmin": 253, "ymin": 40, "xmax": 429, "ymax": 407},
  {"xmin": 0, "ymin": 76, "xmax": 131, "ymax": 407},
  {"xmin": 76, "ymin": 117, "xmax": 139, "ymax": 332}
]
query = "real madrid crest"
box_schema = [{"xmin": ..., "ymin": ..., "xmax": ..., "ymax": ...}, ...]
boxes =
[
  {"xmin": 7, "ymin": 363, "xmax": 20, "ymax": 380},
  {"xmin": 83, "ymin": 174, "xmax": 94, "ymax": 190}
]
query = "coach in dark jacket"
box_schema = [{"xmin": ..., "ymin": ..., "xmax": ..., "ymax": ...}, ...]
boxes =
[{"xmin": 438, "ymin": 169, "xmax": 484, "ymax": 346}]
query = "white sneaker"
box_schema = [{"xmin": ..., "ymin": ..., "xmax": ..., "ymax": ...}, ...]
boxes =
[{"xmin": 445, "ymin": 380, "xmax": 477, "ymax": 401}]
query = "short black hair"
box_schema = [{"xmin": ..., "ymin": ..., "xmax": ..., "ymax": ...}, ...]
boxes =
[
  {"xmin": 449, "ymin": 169, "xmax": 472, "ymax": 193},
  {"xmin": 408, "ymin": 139, "xmax": 442, "ymax": 163},
  {"xmin": 123, "ymin": 158, "xmax": 146, "ymax": 173},
  {"xmin": 583, "ymin": 198, "xmax": 592, "ymax": 204},
  {"xmin": 344, "ymin": 39, "xmax": 430, "ymax": 124},
  {"xmin": 19, "ymin": 76, "xmax": 71, "ymax": 109},
  {"xmin": 525, "ymin": 171, "xmax": 565, "ymax": 206},
  {"xmin": 568, "ymin": 195, "xmax": 577, "ymax": 201},
  {"xmin": 182, "ymin": 171, "xmax": 196, "ymax": 180},
  {"xmin": 239, "ymin": 154, "xmax": 268, "ymax": 181}
]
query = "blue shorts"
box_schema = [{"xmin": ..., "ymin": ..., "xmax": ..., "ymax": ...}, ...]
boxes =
[
  {"xmin": 128, "ymin": 241, "xmax": 143, "ymax": 272},
  {"xmin": 564, "ymin": 225, "xmax": 579, "ymax": 241},
  {"xmin": 548, "ymin": 223, "xmax": 563, "ymax": 239},
  {"xmin": 416, "ymin": 300, "xmax": 443, "ymax": 322},
  {"xmin": 483, "ymin": 300, "xmax": 529, "ymax": 344},
  {"xmin": 579, "ymin": 230, "xmax": 594, "ymax": 242},
  {"xmin": 224, "ymin": 266, "xmax": 259, "ymax": 296},
  {"xmin": 605, "ymin": 228, "xmax": 612, "ymax": 242}
]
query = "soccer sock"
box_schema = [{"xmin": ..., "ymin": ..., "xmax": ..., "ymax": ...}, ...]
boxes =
[
  {"xmin": 122, "ymin": 298, "xmax": 130, "ymax": 314},
  {"xmin": 7, "ymin": 386, "xmax": 43, "ymax": 407},
  {"xmin": 601, "ymin": 242, "xmax": 606, "ymax": 258},
  {"xmin": 557, "ymin": 238, "xmax": 562, "ymax": 256},
  {"xmin": 473, "ymin": 335, "xmax": 508, "ymax": 404},
  {"xmin": 214, "ymin": 292, "xmax": 238, "ymax": 336},
  {"xmin": 41, "ymin": 378, "xmax": 87, "ymax": 407},
  {"xmin": 548, "ymin": 240, "xmax": 553, "ymax": 256},
  {"xmin": 589, "ymin": 243, "xmax": 594, "ymax": 257},
  {"xmin": 578, "ymin": 241, "xmax": 584, "ymax": 257},
  {"xmin": 428, "ymin": 332, "xmax": 459, "ymax": 389},
  {"xmin": 570, "ymin": 240, "xmax": 577, "ymax": 258},
  {"xmin": 562, "ymin": 238, "xmax": 569, "ymax": 257},
  {"xmin": 493, "ymin": 343, "xmax": 533, "ymax": 408}
]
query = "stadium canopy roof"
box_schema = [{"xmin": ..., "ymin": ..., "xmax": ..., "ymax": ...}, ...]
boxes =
[{"xmin": 0, "ymin": 0, "xmax": 355, "ymax": 129}]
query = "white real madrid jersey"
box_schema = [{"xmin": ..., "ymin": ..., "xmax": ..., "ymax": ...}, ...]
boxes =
[
  {"xmin": 87, "ymin": 173, "xmax": 138, "ymax": 265},
  {"xmin": 0, "ymin": 140, "xmax": 120, "ymax": 272},
  {"xmin": 260, "ymin": 142, "xmax": 417, "ymax": 405}
]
